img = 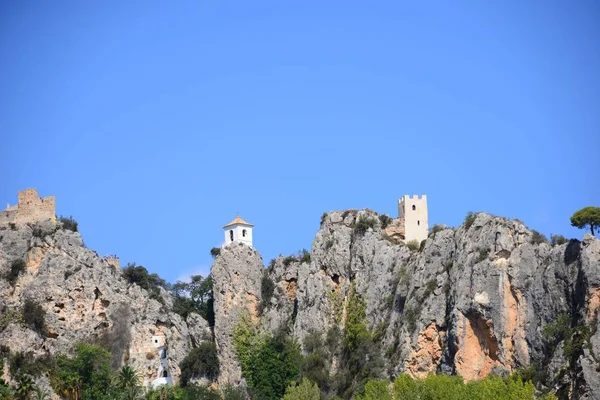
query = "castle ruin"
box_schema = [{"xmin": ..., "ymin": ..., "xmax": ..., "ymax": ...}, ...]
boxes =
[{"xmin": 1, "ymin": 188, "xmax": 56, "ymax": 225}]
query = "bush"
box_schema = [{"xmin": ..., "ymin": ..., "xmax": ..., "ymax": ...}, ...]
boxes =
[
  {"xmin": 406, "ymin": 240, "xmax": 420, "ymax": 251},
  {"xmin": 321, "ymin": 213, "xmax": 328, "ymax": 226},
  {"xmin": 6, "ymin": 259, "xmax": 26, "ymax": 285},
  {"xmin": 464, "ymin": 212, "xmax": 476, "ymax": 230},
  {"xmin": 429, "ymin": 224, "xmax": 445, "ymax": 237},
  {"xmin": 543, "ymin": 313, "xmax": 571, "ymax": 354},
  {"xmin": 550, "ymin": 234, "xmax": 568, "ymax": 246},
  {"xmin": 283, "ymin": 378, "xmax": 320, "ymax": 400},
  {"xmin": 22, "ymin": 299, "xmax": 46, "ymax": 335},
  {"xmin": 419, "ymin": 239, "xmax": 426, "ymax": 252},
  {"xmin": 530, "ymin": 230, "xmax": 548, "ymax": 245},
  {"xmin": 179, "ymin": 341, "xmax": 220, "ymax": 386},
  {"xmin": 121, "ymin": 263, "xmax": 168, "ymax": 304},
  {"xmin": 259, "ymin": 275, "xmax": 276, "ymax": 313},
  {"xmin": 210, "ymin": 247, "xmax": 221, "ymax": 258},
  {"xmin": 378, "ymin": 215, "xmax": 392, "ymax": 229},
  {"xmin": 444, "ymin": 259, "xmax": 453, "ymax": 272},
  {"xmin": 59, "ymin": 216, "xmax": 78, "ymax": 232},
  {"xmin": 299, "ymin": 249, "xmax": 311, "ymax": 263},
  {"xmin": 354, "ymin": 216, "xmax": 376, "ymax": 236},
  {"xmin": 0, "ymin": 309, "xmax": 23, "ymax": 332},
  {"xmin": 423, "ymin": 279, "xmax": 437, "ymax": 298},
  {"xmin": 283, "ymin": 256, "xmax": 297, "ymax": 266},
  {"xmin": 403, "ymin": 306, "xmax": 420, "ymax": 332},
  {"xmin": 477, "ymin": 247, "xmax": 490, "ymax": 263}
]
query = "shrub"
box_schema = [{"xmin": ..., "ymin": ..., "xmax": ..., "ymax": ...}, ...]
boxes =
[
  {"xmin": 220, "ymin": 384, "xmax": 247, "ymax": 400},
  {"xmin": 530, "ymin": 230, "xmax": 548, "ymax": 245},
  {"xmin": 429, "ymin": 224, "xmax": 445, "ymax": 237},
  {"xmin": 444, "ymin": 259, "xmax": 453, "ymax": 272},
  {"xmin": 299, "ymin": 249, "xmax": 311, "ymax": 263},
  {"xmin": 146, "ymin": 351, "xmax": 155, "ymax": 360},
  {"xmin": 259, "ymin": 275, "xmax": 275, "ymax": 313},
  {"xmin": 283, "ymin": 378, "xmax": 320, "ymax": 400},
  {"xmin": 121, "ymin": 263, "xmax": 168, "ymax": 304},
  {"xmin": 283, "ymin": 256, "xmax": 297, "ymax": 266},
  {"xmin": 59, "ymin": 215, "xmax": 78, "ymax": 232},
  {"xmin": 543, "ymin": 313, "xmax": 571, "ymax": 354},
  {"xmin": 354, "ymin": 216, "xmax": 376, "ymax": 236},
  {"xmin": 419, "ymin": 239, "xmax": 426, "ymax": 252},
  {"xmin": 378, "ymin": 215, "xmax": 392, "ymax": 229},
  {"xmin": 9, "ymin": 351, "xmax": 55, "ymax": 377},
  {"xmin": 210, "ymin": 247, "xmax": 221, "ymax": 258},
  {"xmin": 22, "ymin": 299, "xmax": 46, "ymax": 335},
  {"xmin": 6, "ymin": 259, "xmax": 26, "ymax": 285},
  {"xmin": 406, "ymin": 240, "xmax": 420, "ymax": 251},
  {"xmin": 477, "ymin": 248, "xmax": 490, "ymax": 263},
  {"xmin": 321, "ymin": 212, "xmax": 328, "ymax": 226},
  {"xmin": 403, "ymin": 306, "xmax": 420, "ymax": 332},
  {"xmin": 423, "ymin": 279, "xmax": 437, "ymax": 298},
  {"xmin": 179, "ymin": 341, "xmax": 220, "ymax": 386},
  {"xmin": 9, "ymin": 223, "xmax": 17, "ymax": 230},
  {"xmin": 550, "ymin": 234, "xmax": 568, "ymax": 246},
  {"xmin": 0, "ymin": 309, "xmax": 23, "ymax": 332},
  {"xmin": 464, "ymin": 212, "xmax": 476, "ymax": 230}
]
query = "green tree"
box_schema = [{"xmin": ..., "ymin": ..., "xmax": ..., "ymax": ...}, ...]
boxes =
[
  {"xmin": 570, "ymin": 206, "xmax": 600, "ymax": 235},
  {"xmin": 179, "ymin": 341, "xmax": 220, "ymax": 386},
  {"xmin": 116, "ymin": 365, "xmax": 140, "ymax": 390},
  {"xmin": 51, "ymin": 344, "xmax": 112, "ymax": 400},
  {"xmin": 171, "ymin": 275, "xmax": 214, "ymax": 325},
  {"xmin": 282, "ymin": 378, "xmax": 320, "ymax": 400},
  {"xmin": 233, "ymin": 314, "xmax": 302, "ymax": 400},
  {"xmin": 355, "ymin": 379, "xmax": 391, "ymax": 400}
]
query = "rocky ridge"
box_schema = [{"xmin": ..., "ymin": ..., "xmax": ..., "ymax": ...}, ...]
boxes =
[
  {"xmin": 0, "ymin": 221, "xmax": 209, "ymax": 394},
  {"xmin": 213, "ymin": 210, "xmax": 600, "ymax": 399}
]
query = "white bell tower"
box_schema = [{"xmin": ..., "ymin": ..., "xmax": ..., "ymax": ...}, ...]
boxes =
[{"xmin": 223, "ymin": 215, "xmax": 253, "ymax": 248}]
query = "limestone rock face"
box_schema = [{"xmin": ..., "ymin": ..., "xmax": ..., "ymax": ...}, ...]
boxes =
[
  {"xmin": 0, "ymin": 221, "xmax": 207, "ymax": 393},
  {"xmin": 225, "ymin": 210, "xmax": 600, "ymax": 399},
  {"xmin": 211, "ymin": 242, "xmax": 263, "ymax": 385}
]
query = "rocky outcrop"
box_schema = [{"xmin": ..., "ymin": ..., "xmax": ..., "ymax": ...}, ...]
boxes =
[
  {"xmin": 218, "ymin": 210, "xmax": 600, "ymax": 399},
  {"xmin": 0, "ymin": 221, "xmax": 209, "ymax": 393},
  {"xmin": 211, "ymin": 242, "xmax": 263, "ymax": 385}
]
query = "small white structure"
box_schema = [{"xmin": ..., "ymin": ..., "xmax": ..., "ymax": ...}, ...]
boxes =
[
  {"xmin": 223, "ymin": 215, "xmax": 253, "ymax": 248},
  {"xmin": 150, "ymin": 335, "xmax": 173, "ymax": 388},
  {"xmin": 398, "ymin": 195, "xmax": 429, "ymax": 243}
]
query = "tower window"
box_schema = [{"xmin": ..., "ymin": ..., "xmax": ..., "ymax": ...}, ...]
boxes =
[
  {"xmin": 163, "ymin": 370, "xmax": 168, "ymax": 377},
  {"xmin": 242, "ymin": 229, "xmax": 247, "ymax": 237},
  {"xmin": 418, "ymin": 220, "xmax": 420, "ymax": 226},
  {"xmin": 229, "ymin": 230, "xmax": 234, "ymax": 241},
  {"xmin": 412, "ymin": 205, "xmax": 416, "ymax": 211}
]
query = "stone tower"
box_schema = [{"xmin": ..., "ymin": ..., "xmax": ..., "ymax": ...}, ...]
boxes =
[
  {"xmin": 398, "ymin": 195, "xmax": 429, "ymax": 243},
  {"xmin": 223, "ymin": 215, "xmax": 253, "ymax": 248}
]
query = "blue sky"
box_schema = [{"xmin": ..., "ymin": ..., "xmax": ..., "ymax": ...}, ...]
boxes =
[{"xmin": 2, "ymin": 1, "xmax": 599, "ymax": 283}]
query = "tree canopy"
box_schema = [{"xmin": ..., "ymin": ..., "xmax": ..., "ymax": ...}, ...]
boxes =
[{"xmin": 570, "ymin": 206, "xmax": 600, "ymax": 235}]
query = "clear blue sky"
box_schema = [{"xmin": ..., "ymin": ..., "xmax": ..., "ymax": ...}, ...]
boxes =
[{"xmin": 2, "ymin": 1, "xmax": 599, "ymax": 283}]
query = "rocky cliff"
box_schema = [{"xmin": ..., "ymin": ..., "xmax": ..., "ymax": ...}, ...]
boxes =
[
  {"xmin": 1, "ymin": 208, "xmax": 598, "ymax": 399},
  {"xmin": 0, "ymin": 221, "xmax": 209, "ymax": 394},
  {"xmin": 213, "ymin": 210, "xmax": 600, "ymax": 399}
]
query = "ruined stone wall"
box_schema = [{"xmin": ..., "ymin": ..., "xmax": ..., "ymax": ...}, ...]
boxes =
[{"xmin": 0, "ymin": 189, "xmax": 56, "ymax": 225}]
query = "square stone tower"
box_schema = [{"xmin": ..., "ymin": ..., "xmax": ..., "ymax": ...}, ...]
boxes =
[{"xmin": 398, "ymin": 195, "xmax": 428, "ymax": 243}]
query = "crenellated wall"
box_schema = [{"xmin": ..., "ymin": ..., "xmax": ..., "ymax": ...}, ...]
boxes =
[{"xmin": 0, "ymin": 188, "xmax": 56, "ymax": 225}]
